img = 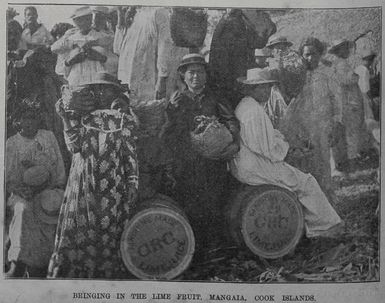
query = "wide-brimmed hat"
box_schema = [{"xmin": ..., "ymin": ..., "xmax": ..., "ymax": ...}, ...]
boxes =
[
  {"xmin": 237, "ymin": 68, "xmax": 278, "ymax": 85},
  {"xmin": 266, "ymin": 36, "xmax": 293, "ymax": 49},
  {"xmin": 33, "ymin": 188, "xmax": 64, "ymax": 224},
  {"xmin": 362, "ymin": 49, "xmax": 376, "ymax": 60},
  {"xmin": 80, "ymin": 72, "xmax": 125, "ymax": 90},
  {"xmin": 328, "ymin": 39, "xmax": 353, "ymax": 54},
  {"xmin": 70, "ymin": 6, "xmax": 93, "ymax": 19},
  {"xmin": 177, "ymin": 53, "xmax": 207, "ymax": 72},
  {"xmin": 255, "ymin": 48, "xmax": 272, "ymax": 57}
]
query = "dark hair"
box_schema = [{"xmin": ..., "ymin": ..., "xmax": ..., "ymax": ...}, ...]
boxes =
[
  {"xmin": 51, "ymin": 23, "xmax": 74, "ymax": 39},
  {"xmin": 299, "ymin": 37, "xmax": 325, "ymax": 56},
  {"xmin": 178, "ymin": 64, "xmax": 208, "ymax": 82},
  {"xmin": 24, "ymin": 6, "xmax": 38, "ymax": 16}
]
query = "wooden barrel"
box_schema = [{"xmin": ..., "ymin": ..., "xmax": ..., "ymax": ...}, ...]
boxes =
[
  {"xmin": 227, "ymin": 184, "xmax": 304, "ymax": 259},
  {"xmin": 120, "ymin": 194, "xmax": 195, "ymax": 280}
]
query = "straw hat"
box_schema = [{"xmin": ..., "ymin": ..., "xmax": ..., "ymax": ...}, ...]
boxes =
[
  {"xmin": 80, "ymin": 72, "xmax": 125, "ymax": 90},
  {"xmin": 266, "ymin": 36, "xmax": 293, "ymax": 49},
  {"xmin": 33, "ymin": 189, "xmax": 64, "ymax": 225},
  {"xmin": 70, "ymin": 6, "xmax": 93, "ymax": 19},
  {"xmin": 237, "ymin": 68, "xmax": 278, "ymax": 85},
  {"xmin": 255, "ymin": 48, "xmax": 272, "ymax": 57},
  {"xmin": 177, "ymin": 53, "xmax": 207, "ymax": 72}
]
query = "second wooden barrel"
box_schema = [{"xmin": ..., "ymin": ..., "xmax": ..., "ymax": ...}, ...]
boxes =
[
  {"xmin": 227, "ymin": 184, "xmax": 304, "ymax": 259},
  {"xmin": 120, "ymin": 194, "xmax": 195, "ymax": 280}
]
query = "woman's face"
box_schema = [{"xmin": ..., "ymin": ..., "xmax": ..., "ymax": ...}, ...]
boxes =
[
  {"xmin": 20, "ymin": 117, "xmax": 39, "ymax": 138},
  {"xmin": 25, "ymin": 9, "xmax": 38, "ymax": 26},
  {"xmin": 73, "ymin": 15, "xmax": 93, "ymax": 33},
  {"xmin": 302, "ymin": 45, "xmax": 321, "ymax": 70},
  {"xmin": 184, "ymin": 64, "xmax": 207, "ymax": 91}
]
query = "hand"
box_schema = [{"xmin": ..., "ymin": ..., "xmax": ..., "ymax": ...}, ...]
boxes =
[
  {"xmin": 211, "ymin": 141, "xmax": 240, "ymax": 160},
  {"xmin": 82, "ymin": 39, "xmax": 99, "ymax": 49},
  {"xmin": 55, "ymin": 99, "xmax": 68, "ymax": 119},
  {"xmin": 128, "ymin": 186, "xmax": 138, "ymax": 203},
  {"xmin": 14, "ymin": 185, "xmax": 33, "ymax": 200},
  {"xmin": 155, "ymin": 76, "xmax": 167, "ymax": 100}
]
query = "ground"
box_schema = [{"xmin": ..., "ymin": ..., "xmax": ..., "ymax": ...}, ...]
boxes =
[{"xmin": 179, "ymin": 150, "xmax": 380, "ymax": 282}]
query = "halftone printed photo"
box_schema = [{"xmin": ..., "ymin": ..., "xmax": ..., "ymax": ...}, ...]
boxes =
[{"xmin": 1, "ymin": 1, "xmax": 382, "ymax": 302}]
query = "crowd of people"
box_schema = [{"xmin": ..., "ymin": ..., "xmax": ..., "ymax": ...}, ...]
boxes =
[{"xmin": 5, "ymin": 6, "xmax": 380, "ymax": 279}]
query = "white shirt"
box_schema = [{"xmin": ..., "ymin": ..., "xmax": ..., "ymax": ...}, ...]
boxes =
[{"xmin": 354, "ymin": 65, "xmax": 371, "ymax": 94}]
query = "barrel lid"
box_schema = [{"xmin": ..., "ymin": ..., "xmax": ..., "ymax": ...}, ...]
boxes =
[
  {"xmin": 241, "ymin": 187, "xmax": 304, "ymax": 259},
  {"xmin": 121, "ymin": 207, "xmax": 195, "ymax": 280}
]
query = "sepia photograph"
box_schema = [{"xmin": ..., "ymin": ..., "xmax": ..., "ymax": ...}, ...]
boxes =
[{"xmin": 0, "ymin": 0, "xmax": 383, "ymax": 302}]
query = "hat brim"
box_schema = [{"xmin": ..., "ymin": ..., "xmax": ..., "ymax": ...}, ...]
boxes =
[
  {"xmin": 177, "ymin": 61, "xmax": 207, "ymax": 72},
  {"xmin": 362, "ymin": 54, "xmax": 376, "ymax": 60},
  {"xmin": 33, "ymin": 189, "xmax": 64, "ymax": 225},
  {"xmin": 80, "ymin": 80, "xmax": 124, "ymax": 90},
  {"xmin": 266, "ymin": 41, "xmax": 293, "ymax": 48},
  {"xmin": 237, "ymin": 77, "xmax": 278, "ymax": 85},
  {"xmin": 34, "ymin": 200, "xmax": 60, "ymax": 225},
  {"xmin": 71, "ymin": 12, "xmax": 93, "ymax": 19},
  {"xmin": 328, "ymin": 41, "xmax": 352, "ymax": 54}
]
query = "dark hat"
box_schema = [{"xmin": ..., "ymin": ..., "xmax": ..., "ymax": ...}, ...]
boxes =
[
  {"xmin": 362, "ymin": 49, "xmax": 376, "ymax": 60},
  {"xmin": 266, "ymin": 36, "xmax": 293, "ymax": 48},
  {"xmin": 177, "ymin": 53, "xmax": 207, "ymax": 72},
  {"xmin": 237, "ymin": 68, "xmax": 278, "ymax": 85},
  {"xmin": 328, "ymin": 39, "xmax": 353, "ymax": 54},
  {"xmin": 80, "ymin": 71, "xmax": 125, "ymax": 90},
  {"xmin": 70, "ymin": 6, "xmax": 92, "ymax": 19}
]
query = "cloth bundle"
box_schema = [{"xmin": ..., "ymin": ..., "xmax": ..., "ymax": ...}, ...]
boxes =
[
  {"xmin": 170, "ymin": 8, "xmax": 208, "ymax": 48},
  {"xmin": 190, "ymin": 115, "xmax": 233, "ymax": 158}
]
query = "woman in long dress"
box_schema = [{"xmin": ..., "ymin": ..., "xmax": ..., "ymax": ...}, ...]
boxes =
[
  {"xmin": 48, "ymin": 73, "xmax": 138, "ymax": 279},
  {"xmin": 280, "ymin": 37, "xmax": 343, "ymax": 203}
]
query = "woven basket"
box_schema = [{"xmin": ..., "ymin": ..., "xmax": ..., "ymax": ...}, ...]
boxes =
[
  {"xmin": 190, "ymin": 122, "xmax": 233, "ymax": 158},
  {"xmin": 132, "ymin": 99, "xmax": 167, "ymax": 136},
  {"xmin": 170, "ymin": 8, "xmax": 208, "ymax": 48}
]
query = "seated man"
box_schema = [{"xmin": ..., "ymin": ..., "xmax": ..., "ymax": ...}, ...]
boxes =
[{"xmin": 230, "ymin": 68, "xmax": 343, "ymax": 239}]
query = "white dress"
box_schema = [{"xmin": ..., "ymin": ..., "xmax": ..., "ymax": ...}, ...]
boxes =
[
  {"xmin": 230, "ymin": 96, "xmax": 342, "ymax": 237},
  {"xmin": 113, "ymin": 7, "xmax": 187, "ymax": 105},
  {"xmin": 51, "ymin": 28, "xmax": 115, "ymax": 88}
]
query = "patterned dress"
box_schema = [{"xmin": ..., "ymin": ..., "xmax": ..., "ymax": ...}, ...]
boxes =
[{"xmin": 47, "ymin": 109, "xmax": 138, "ymax": 279}]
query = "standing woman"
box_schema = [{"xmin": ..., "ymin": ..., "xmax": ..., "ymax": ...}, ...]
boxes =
[
  {"xmin": 280, "ymin": 37, "xmax": 343, "ymax": 203},
  {"xmin": 48, "ymin": 72, "xmax": 139, "ymax": 279},
  {"xmin": 19, "ymin": 6, "xmax": 54, "ymax": 50},
  {"xmin": 328, "ymin": 40, "xmax": 368, "ymax": 170},
  {"xmin": 163, "ymin": 54, "xmax": 239, "ymax": 255}
]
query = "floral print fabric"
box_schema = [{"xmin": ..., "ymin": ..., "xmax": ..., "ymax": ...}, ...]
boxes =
[{"xmin": 47, "ymin": 110, "xmax": 138, "ymax": 279}]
